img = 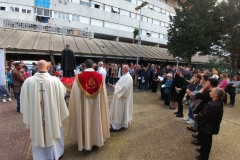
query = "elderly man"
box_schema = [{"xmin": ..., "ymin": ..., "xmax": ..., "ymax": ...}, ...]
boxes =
[
  {"xmin": 110, "ymin": 65, "xmax": 133, "ymax": 132},
  {"xmin": 20, "ymin": 60, "xmax": 69, "ymax": 160},
  {"xmin": 61, "ymin": 44, "xmax": 76, "ymax": 77},
  {"xmin": 97, "ymin": 61, "xmax": 106, "ymax": 80},
  {"xmin": 68, "ymin": 59, "xmax": 110, "ymax": 151}
]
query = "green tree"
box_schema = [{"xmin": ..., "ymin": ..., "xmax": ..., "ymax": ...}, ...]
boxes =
[
  {"xmin": 167, "ymin": 0, "xmax": 223, "ymax": 66},
  {"xmin": 133, "ymin": 28, "xmax": 139, "ymax": 44},
  {"xmin": 218, "ymin": 0, "xmax": 240, "ymax": 69}
]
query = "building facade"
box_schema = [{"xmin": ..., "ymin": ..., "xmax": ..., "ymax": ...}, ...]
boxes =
[{"xmin": 0, "ymin": 0, "xmax": 177, "ymax": 47}]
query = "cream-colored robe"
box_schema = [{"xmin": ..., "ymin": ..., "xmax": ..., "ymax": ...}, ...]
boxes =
[
  {"xmin": 110, "ymin": 72, "xmax": 133, "ymax": 130},
  {"xmin": 67, "ymin": 69, "xmax": 110, "ymax": 151},
  {"xmin": 20, "ymin": 73, "xmax": 69, "ymax": 148}
]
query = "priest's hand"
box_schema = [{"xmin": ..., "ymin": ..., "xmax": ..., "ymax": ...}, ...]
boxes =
[{"xmin": 112, "ymin": 85, "xmax": 116, "ymax": 89}]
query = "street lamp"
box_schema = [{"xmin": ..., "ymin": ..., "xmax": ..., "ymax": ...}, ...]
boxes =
[{"xmin": 135, "ymin": 1, "xmax": 148, "ymax": 65}]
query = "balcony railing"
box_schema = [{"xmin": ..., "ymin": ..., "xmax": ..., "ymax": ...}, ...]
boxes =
[{"xmin": 0, "ymin": 19, "xmax": 94, "ymax": 38}]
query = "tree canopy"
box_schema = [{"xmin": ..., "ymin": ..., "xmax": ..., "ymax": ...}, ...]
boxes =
[{"xmin": 167, "ymin": 0, "xmax": 223, "ymax": 65}]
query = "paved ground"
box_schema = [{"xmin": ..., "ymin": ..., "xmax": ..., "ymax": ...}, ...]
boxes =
[{"xmin": 1, "ymin": 86, "xmax": 240, "ymax": 160}]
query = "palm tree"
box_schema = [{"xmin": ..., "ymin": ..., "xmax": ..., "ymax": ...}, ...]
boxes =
[{"xmin": 133, "ymin": 28, "xmax": 139, "ymax": 44}]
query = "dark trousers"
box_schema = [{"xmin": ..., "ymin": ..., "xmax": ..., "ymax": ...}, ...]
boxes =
[
  {"xmin": 138, "ymin": 80, "xmax": 142, "ymax": 89},
  {"xmin": 148, "ymin": 77, "xmax": 152, "ymax": 89},
  {"xmin": 105, "ymin": 76, "xmax": 109, "ymax": 84},
  {"xmin": 229, "ymin": 92, "xmax": 236, "ymax": 105},
  {"xmin": 15, "ymin": 93, "xmax": 20, "ymax": 112},
  {"xmin": 164, "ymin": 93, "xmax": 170, "ymax": 106},
  {"xmin": 160, "ymin": 87, "xmax": 165, "ymax": 99},
  {"xmin": 177, "ymin": 93, "xmax": 185, "ymax": 115},
  {"xmin": 152, "ymin": 81, "xmax": 158, "ymax": 93},
  {"xmin": 199, "ymin": 130, "xmax": 212, "ymax": 160}
]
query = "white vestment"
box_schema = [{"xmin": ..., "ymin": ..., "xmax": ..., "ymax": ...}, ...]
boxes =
[
  {"xmin": 67, "ymin": 68, "xmax": 110, "ymax": 151},
  {"xmin": 20, "ymin": 72, "xmax": 69, "ymax": 160},
  {"xmin": 98, "ymin": 67, "xmax": 106, "ymax": 80},
  {"xmin": 110, "ymin": 72, "xmax": 133, "ymax": 130}
]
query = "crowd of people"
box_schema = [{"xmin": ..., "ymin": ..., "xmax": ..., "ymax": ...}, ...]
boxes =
[{"xmin": 2, "ymin": 51, "xmax": 240, "ymax": 159}]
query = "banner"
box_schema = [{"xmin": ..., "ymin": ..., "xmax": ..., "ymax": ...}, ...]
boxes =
[{"xmin": 0, "ymin": 49, "xmax": 6, "ymax": 86}]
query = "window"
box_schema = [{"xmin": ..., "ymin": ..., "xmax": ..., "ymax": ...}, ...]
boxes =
[
  {"xmin": 54, "ymin": 12, "xmax": 58, "ymax": 18},
  {"xmin": 111, "ymin": 23, "xmax": 118, "ymax": 30},
  {"xmin": 66, "ymin": 14, "xmax": 69, "ymax": 20},
  {"xmin": 27, "ymin": 9, "xmax": 31, "ymax": 14},
  {"xmin": 130, "ymin": 12, "xmax": 136, "ymax": 19},
  {"xmin": 120, "ymin": 10, "xmax": 130, "ymax": 17},
  {"xmin": 105, "ymin": 5, "xmax": 111, "ymax": 12},
  {"xmin": 148, "ymin": 4, "xmax": 153, "ymax": 10},
  {"xmin": 81, "ymin": 16, "xmax": 90, "ymax": 24},
  {"xmin": 22, "ymin": 9, "xmax": 26, "ymax": 13},
  {"xmin": 35, "ymin": 7, "xmax": 52, "ymax": 17},
  {"xmin": 62, "ymin": 13, "xmax": 66, "ymax": 20},
  {"xmin": 80, "ymin": 0, "xmax": 90, "ymax": 7},
  {"xmin": 160, "ymin": 21, "xmax": 165, "ymax": 27},
  {"xmin": 154, "ymin": 6, "xmax": 160, "ymax": 12},
  {"xmin": 112, "ymin": 7, "xmax": 119, "ymax": 13},
  {"xmin": 0, "ymin": 7, "xmax": 6, "ymax": 11},
  {"xmin": 92, "ymin": 1, "xmax": 103, "ymax": 10},
  {"xmin": 132, "ymin": 0, "xmax": 137, "ymax": 4},
  {"xmin": 162, "ymin": 9, "xmax": 166, "ymax": 14},
  {"xmin": 153, "ymin": 19, "xmax": 160, "ymax": 25},
  {"xmin": 91, "ymin": 19, "xmax": 103, "ymax": 27},
  {"xmin": 141, "ymin": 29, "xmax": 146, "ymax": 35},
  {"xmin": 15, "ymin": 7, "xmax": 19, "ymax": 12},
  {"xmin": 9, "ymin": 6, "xmax": 14, "ymax": 11},
  {"xmin": 119, "ymin": 24, "xmax": 129, "ymax": 32},
  {"xmin": 163, "ymin": 34, "xmax": 168, "ymax": 40},
  {"xmin": 165, "ymin": 23, "xmax": 169, "ymax": 28},
  {"xmin": 160, "ymin": 34, "xmax": 163, "ymax": 39},
  {"xmin": 166, "ymin": 11, "xmax": 170, "ymax": 16},
  {"xmin": 147, "ymin": 17, "xmax": 153, "ymax": 23},
  {"xmin": 137, "ymin": 14, "xmax": 141, "ymax": 20},
  {"xmin": 142, "ymin": 16, "xmax": 147, "ymax": 22},
  {"xmin": 125, "ymin": 0, "xmax": 131, "ymax": 2},
  {"xmin": 129, "ymin": 27, "xmax": 134, "ymax": 32},
  {"xmin": 152, "ymin": 32, "xmax": 158, "ymax": 38},
  {"xmin": 72, "ymin": 15, "xmax": 76, "ymax": 21},
  {"xmin": 58, "ymin": 12, "xmax": 61, "ymax": 19},
  {"xmin": 146, "ymin": 31, "xmax": 151, "ymax": 37},
  {"xmin": 72, "ymin": 0, "xmax": 79, "ymax": 3},
  {"xmin": 76, "ymin": 16, "xmax": 80, "ymax": 22}
]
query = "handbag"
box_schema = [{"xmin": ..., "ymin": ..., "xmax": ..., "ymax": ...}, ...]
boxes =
[{"xmin": 13, "ymin": 87, "xmax": 20, "ymax": 94}]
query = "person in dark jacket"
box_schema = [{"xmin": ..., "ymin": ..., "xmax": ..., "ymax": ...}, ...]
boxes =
[
  {"xmin": 194, "ymin": 88, "xmax": 225, "ymax": 160},
  {"xmin": 138, "ymin": 67, "xmax": 150, "ymax": 92},
  {"xmin": 171, "ymin": 72, "xmax": 187, "ymax": 117},
  {"xmin": 152, "ymin": 69, "xmax": 160, "ymax": 93},
  {"xmin": 61, "ymin": 44, "xmax": 76, "ymax": 77},
  {"xmin": 189, "ymin": 78, "xmax": 219, "ymax": 145},
  {"xmin": 137, "ymin": 66, "xmax": 143, "ymax": 89}
]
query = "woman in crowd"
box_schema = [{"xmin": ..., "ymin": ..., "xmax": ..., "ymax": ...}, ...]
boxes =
[
  {"xmin": 170, "ymin": 72, "xmax": 187, "ymax": 117},
  {"xmin": 189, "ymin": 78, "xmax": 219, "ymax": 147},
  {"xmin": 6, "ymin": 67, "xmax": 13, "ymax": 93},
  {"xmin": 110, "ymin": 64, "xmax": 117, "ymax": 85},
  {"xmin": 137, "ymin": 65, "xmax": 143, "ymax": 90},
  {"xmin": 152, "ymin": 68, "xmax": 160, "ymax": 93},
  {"xmin": 184, "ymin": 73, "xmax": 202, "ymax": 124},
  {"xmin": 218, "ymin": 73, "xmax": 228, "ymax": 89},
  {"xmin": 163, "ymin": 73, "xmax": 173, "ymax": 106},
  {"xmin": 138, "ymin": 67, "xmax": 150, "ymax": 92},
  {"xmin": 227, "ymin": 75, "xmax": 240, "ymax": 107},
  {"xmin": 194, "ymin": 87, "xmax": 226, "ymax": 160}
]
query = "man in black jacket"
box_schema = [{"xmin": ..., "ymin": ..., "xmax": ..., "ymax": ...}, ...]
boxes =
[
  {"xmin": 61, "ymin": 44, "xmax": 76, "ymax": 77},
  {"xmin": 194, "ymin": 88, "xmax": 225, "ymax": 160}
]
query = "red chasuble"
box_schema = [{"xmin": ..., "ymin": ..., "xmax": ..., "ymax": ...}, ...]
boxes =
[{"xmin": 76, "ymin": 72, "xmax": 103, "ymax": 99}]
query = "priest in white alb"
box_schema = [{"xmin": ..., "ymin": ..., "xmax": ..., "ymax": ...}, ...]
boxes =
[
  {"xmin": 20, "ymin": 60, "xmax": 69, "ymax": 160},
  {"xmin": 67, "ymin": 59, "xmax": 110, "ymax": 151},
  {"xmin": 110, "ymin": 64, "xmax": 133, "ymax": 132}
]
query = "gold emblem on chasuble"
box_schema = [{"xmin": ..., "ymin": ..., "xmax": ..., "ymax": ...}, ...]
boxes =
[{"xmin": 86, "ymin": 78, "xmax": 97, "ymax": 89}]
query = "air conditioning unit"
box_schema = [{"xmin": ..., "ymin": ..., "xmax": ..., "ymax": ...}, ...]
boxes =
[
  {"xmin": 59, "ymin": 0, "xmax": 62, "ymax": 3},
  {"xmin": 64, "ymin": 1, "xmax": 68, "ymax": 5}
]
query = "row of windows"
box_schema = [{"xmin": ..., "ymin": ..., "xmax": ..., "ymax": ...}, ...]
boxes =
[
  {"xmin": 75, "ymin": 0, "xmax": 175, "ymax": 17},
  {"xmin": 86, "ymin": 1, "xmax": 172, "ymax": 28},
  {"xmin": 0, "ymin": 5, "xmax": 32, "ymax": 14},
  {"xmin": 53, "ymin": 12, "xmax": 168, "ymax": 40}
]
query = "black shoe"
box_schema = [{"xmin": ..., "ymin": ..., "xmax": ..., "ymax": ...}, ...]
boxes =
[
  {"xmin": 192, "ymin": 134, "xmax": 199, "ymax": 138},
  {"xmin": 176, "ymin": 114, "xmax": 184, "ymax": 117},
  {"xmin": 174, "ymin": 111, "xmax": 179, "ymax": 114},
  {"xmin": 192, "ymin": 140, "xmax": 201, "ymax": 145},
  {"xmin": 110, "ymin": 128, "xmax": 119, "ymax": 132},
  {"xmin": 196, "ymin": 148, "xmax": 201, "ymax": 153},
  {"xmin": 196, "ymin": 155, "xmax": 201, "ymax": 160},
  {"xmin": 187, "ymin": 126, "xmax": 197, "ymax": 133}
]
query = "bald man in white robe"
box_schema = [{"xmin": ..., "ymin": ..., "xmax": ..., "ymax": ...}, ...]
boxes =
[
  {"xmin": 110, "ymin": 65, "xmax": 133, "ymax": 132},
  {"xmin": 20, "ymin": 60, "xmax": 69, "ymax": 160}
]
